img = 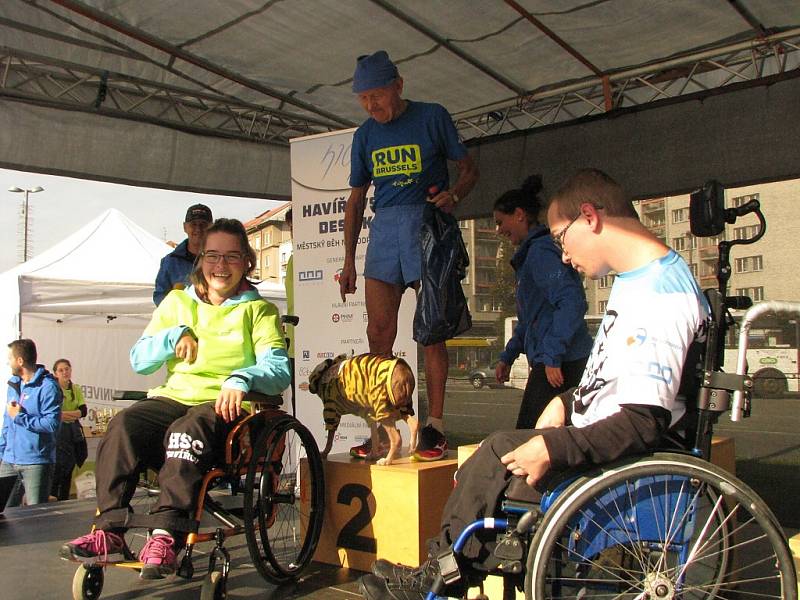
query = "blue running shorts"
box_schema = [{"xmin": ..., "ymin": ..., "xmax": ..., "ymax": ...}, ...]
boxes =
[{"xmin": 364, "ymin": 204, "xmax": 425, "ymax": 287}]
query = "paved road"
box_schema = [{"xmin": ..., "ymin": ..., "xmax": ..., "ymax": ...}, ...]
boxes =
[{"xmin": 434, "ymin": 383, "xmax": 800, "ymax": 528}]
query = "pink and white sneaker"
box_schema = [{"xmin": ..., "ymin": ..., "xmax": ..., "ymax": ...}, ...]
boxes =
[
  {"xmin": 138, "ymin": 534, "xmax": 177, "ymax": 579},
  {"xmin": 59, "ymin": 530, "xmax": 126, "ymax": 562}
]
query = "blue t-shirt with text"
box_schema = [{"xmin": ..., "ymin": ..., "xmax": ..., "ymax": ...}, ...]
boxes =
[{"xmin": 349, "ymin": 100, "xmax": 467, "ymax": 209}]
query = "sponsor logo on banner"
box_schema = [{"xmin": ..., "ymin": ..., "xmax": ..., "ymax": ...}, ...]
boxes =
[
  {"xmin": 332, "ymin": 300, "xmax": 365, "ymax": 308},
  {"xmin": 302, "ymin": 350, "xmax": 310, "ymax": 361},
  {"xmin": 363, "ymin": 312, "xmax": 369, "ymax": 322},
  {"xmin": 299, "ymin": 382, "xmax": 310, "ymax": 391},
  {"xmin": 298, "ymin": 269, "xmax": 323, "ymax": 283},
  {"xmin": 317, "ymin": 352, "xmax": 335, "ymax": 359},
  {"xmin": 298, "ymin": 366, "xmax": 310, "ymax": 376},
  {"xmin": 340, "ymin": 338, "xmax": 364, "ymax": 345},
  {"xmin": 332, "ymin": 313, "xmax": 353, "ymax": 323},
  {"xmin": 334, "ymin": 268, "xmax": 342, "ymax": 282},
  {"xmin": 393, "ymin": 351, "xmax": 407, "ymax": 358}
]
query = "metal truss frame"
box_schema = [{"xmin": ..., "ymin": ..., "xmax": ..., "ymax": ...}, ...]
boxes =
[
  {"xmin": 0, "ymin": 46, "xmax": 343, "ymax": 146},
  {"xmin": 3, "ymin": 1, "xmax": 798, "ymax": 147},
  {"xmin": 452, "ymin": 28, "xmax": 800, "ymax": 140}
]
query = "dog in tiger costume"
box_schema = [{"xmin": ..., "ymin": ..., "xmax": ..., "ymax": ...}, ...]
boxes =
[{"xmin": 308, "ymin": 353, "xmax": 418, "ymax": 465}]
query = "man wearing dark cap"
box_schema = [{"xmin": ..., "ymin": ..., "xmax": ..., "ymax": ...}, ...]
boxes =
[
  {"xmin": 153, "ymin": 204, "xmax": 213, "ymax": 306},
  {"xmin": 339, "ymin": 50, "xmax": 479, "ymax": 462}
]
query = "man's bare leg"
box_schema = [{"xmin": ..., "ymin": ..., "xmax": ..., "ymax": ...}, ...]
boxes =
[
  {"xmin": 424, "ymin": 342, "xmax": 448, "ymax": 421},
  {"xmin": 412, "ymin": 341, "xmax": 449, "ymax": 460},
  {"xmin": 365, "ymin": 278, "xmax": 403, "ymax": 354},
  {"xmin": 406, "ymin": 277, "xmax": 449, "ymax": 460}
]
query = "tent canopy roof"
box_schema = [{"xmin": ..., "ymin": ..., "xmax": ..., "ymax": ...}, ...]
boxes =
[
  {"xmin": 0, "ymin": 208, "xmax": 172, "ymax": 316},
  {"xmin": 1, "ymin": 1, "xmax": 798, "ymax": 198},
  {"xmin": 3, "ymin": 208, "xmax": 171, "ymax": 286}
]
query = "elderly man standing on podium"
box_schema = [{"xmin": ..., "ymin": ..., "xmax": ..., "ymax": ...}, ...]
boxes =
[{"xmin": 338, "ymin": 50, "xmax": 479, "ymax": 462}]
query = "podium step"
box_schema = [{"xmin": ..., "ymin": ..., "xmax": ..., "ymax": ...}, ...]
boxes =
[{"xmin": 305, "ymin": 451, "xmax": 458, "ymax": 572}]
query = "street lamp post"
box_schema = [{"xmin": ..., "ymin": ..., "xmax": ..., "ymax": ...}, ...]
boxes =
[{"xmin": 8, "ymin": 185, "xmax": 44, "ymax": 263}]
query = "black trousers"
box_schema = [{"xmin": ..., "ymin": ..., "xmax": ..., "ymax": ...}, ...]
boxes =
[
  {"xmin": 515, "ymin": 357, "xmax": 587, "ymax": 429},
  {"xmin": 52, "ymin": 425, "xmax": 77, "ymax": 501},
  {"xmin": 431, "ymin": 430, "xmax": 552, "ymax": 570},
  {"xmin": 93, "ymin": 398, "xmax": 239, "ymax": 533}
]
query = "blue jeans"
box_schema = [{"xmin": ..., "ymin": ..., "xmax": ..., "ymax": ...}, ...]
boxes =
[{"xmin": 0, "ymin": 461, "xmax": 54, "ymax": 506}]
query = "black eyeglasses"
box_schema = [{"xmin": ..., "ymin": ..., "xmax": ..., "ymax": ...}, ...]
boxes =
[
  {"xmin": 551, "ymin": 213, "xmax": 581, "ymax": 251},
  {"xmin": 201, "ymin": 251, "xmax": 244, "ymax": 265}
]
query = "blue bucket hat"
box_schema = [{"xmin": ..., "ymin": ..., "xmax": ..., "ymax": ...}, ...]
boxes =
[{"xmin": 352, "ymin": 50, "xmax": 399, "ymax": 93}]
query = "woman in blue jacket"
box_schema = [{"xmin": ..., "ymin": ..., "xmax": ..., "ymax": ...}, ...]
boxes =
[{"xmin": 494, "ymin": 175, "xmax": 593, "ymax": 428}]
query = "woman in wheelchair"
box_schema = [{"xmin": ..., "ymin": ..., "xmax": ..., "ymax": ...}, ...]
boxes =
[
  {"xmin": 361, "ymin": 169, "xmax": 712, "ymax": 599},
  {"xmin": 59, "ymin": 218, "xmax": 291, "ymax": 580}
]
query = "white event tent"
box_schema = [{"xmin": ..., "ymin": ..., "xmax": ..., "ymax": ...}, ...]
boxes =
[{"xmin": 0, "ymin": 208, "xmax": 172, "ymax": 413}]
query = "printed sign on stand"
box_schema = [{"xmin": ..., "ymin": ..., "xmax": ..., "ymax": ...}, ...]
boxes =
[{"xmin": 289, "ymin": 128, "xmax": 418, "ymax": 455}]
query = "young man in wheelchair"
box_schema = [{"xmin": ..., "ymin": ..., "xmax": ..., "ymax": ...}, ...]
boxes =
[
  {"xmin": 360, "ymin": 169, "xmax": 711, "ymax": 599},
  {"xmin": 58, "ymin": 218, "xmax": 291, "ymax": 580}
]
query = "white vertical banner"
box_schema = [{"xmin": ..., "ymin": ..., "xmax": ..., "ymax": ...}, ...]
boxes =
[{"xmin": 290, "ymin": 129, "xmax": 418, "ymax": 455}]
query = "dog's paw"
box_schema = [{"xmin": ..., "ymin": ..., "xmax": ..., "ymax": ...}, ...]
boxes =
[{"xmin": 376, "ymin": 457, "xmax": 392, "ymax": 466}]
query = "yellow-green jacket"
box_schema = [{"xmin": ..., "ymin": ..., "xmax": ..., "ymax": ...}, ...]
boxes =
[{"xmin": 130, "ymin": 286, "xmax": 290, "ymax": 406}]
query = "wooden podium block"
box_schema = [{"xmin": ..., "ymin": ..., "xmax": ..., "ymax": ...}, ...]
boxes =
[
  {"xmin": 307, "ymin": 452, "xmax": 458, "ymax": 572},
  {"xmin": 709, "ymin": 435, "xmax": 736, "ymax": 474},
  {"xmin": 789, "ymin": 532, "xmax": 800, "ymax": 574}
]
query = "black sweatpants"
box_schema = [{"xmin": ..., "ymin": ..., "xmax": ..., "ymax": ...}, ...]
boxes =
[
  {"xmin": 430, "ymin": 430, "xmax": 549, "ymax": 570},
  {"xmin": 93, "ymin": 397, "xmax": 239, "ymax": 533},
  {"xmin": 52, "ymin": 425, "xmax": 77, "ymax": 501},
  {"xmin": 515, "ymin": 357, "xmax": 587, "ymax": 429}
]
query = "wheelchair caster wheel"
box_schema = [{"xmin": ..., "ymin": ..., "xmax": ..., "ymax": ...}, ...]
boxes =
[
  {"xmin": 72, "ymin": 564, "xmax": 104, "ymax": 600},
  {"xmin": 200, "ymin": 571, "xmax": 227, "ymax": 600}
]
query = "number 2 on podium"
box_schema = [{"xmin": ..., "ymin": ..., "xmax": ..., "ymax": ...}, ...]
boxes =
[{"xmin": 335, "ymin": 483, "xmax": 377, "ymax": 554}]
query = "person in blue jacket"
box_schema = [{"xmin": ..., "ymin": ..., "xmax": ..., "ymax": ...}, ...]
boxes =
[
  {"xmin": 494, "ymin": 175, "xmax": 593, "ymax": 428},
  {"xmin": 0, "ymin": 338, "xmax": 62, "ymax": 508},
  {"xmin": 153, "ymin": 204, "xmax": 213, "ymax": 306}
]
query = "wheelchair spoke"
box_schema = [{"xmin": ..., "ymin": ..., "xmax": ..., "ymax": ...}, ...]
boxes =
[
  {"xmin": 527, "ymin": 455, "xmax": 795, "ymax": 600},
  {"xmin": 242, "ymin": 416, "xmax": 324, "ymax": 585}
]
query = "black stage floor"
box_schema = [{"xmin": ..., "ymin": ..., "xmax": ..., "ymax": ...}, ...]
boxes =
[{"xmin": 0, "ymin": 496, "xmax": 364, "ymax": 600}]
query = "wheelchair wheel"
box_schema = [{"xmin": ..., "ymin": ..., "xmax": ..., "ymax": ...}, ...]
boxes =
[
  {"xmin": 526, "ymin": 453, "xmax": 796, "ymax": 600},
  {"xmin": 243, "ymin": 414, "xmax": 325, "ymax": 584},
  {"xmin": 72, "ymin": 565, "xmax": 104, "ymax": 600}
]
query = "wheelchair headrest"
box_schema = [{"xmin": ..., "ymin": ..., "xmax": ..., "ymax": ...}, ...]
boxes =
[{"xmin": 689, "ymin": 181, "xmax": 726, "ymax": 237}]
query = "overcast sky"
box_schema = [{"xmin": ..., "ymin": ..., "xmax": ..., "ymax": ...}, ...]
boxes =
[{"xmin": 0, "ymin": 168, "xmax": 283, "ymax": 273}]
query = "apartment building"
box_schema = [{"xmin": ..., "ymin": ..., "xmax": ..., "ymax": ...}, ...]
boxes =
[
  {"xmin": 452, "ymin": 216, "xmax": 504, "ymax": 368},
  {"xmin": 583, "ymin": 180, "xmax": 799, "ymax": 315},
  {"xmin": 244, "ymin": 202, "xmax": 292, "ymax": 284}
]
